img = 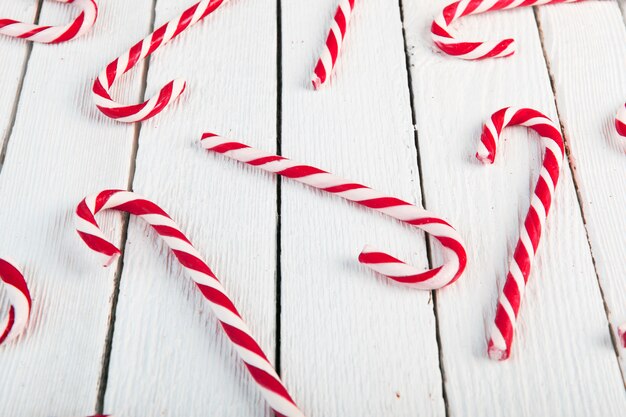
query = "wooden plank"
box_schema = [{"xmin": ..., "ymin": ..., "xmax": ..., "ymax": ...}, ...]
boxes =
[
  {"xmin": 0, "ymin": 1, "xmax": 37, "ymax": 154},
  {"xmin": 280, "ymin": 1, "xmax": 445, "ymax": 416},
  {"xmin": 402, "ymin": 1, "xmax": 626, "ymax": 416},
  {"xmin": 0, "ymin": 1, "xmax": 153, "ymax": 416},
  {"xmin": 99, "ymin": 1, "xmax": 279, "ymax": 416},
  {"xmin": 537, "ymin": 0, "xmax": 626, "ymax": 375}
]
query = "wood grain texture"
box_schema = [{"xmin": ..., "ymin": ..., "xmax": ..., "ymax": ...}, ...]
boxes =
[
  {"xmin": 280, "ymin": 1, "xmax": 445, "ymax": 416},
  {"xmin": 0, "ymin": 1, "xmax": 153, "ymax": 416},
  {"xmin": 1, "ymin": 1, "xmax": 624, "ymax": 416},
  {"xmin": 402, "ymin": 1, "xmax": 626, "ymax": 416},
  {"xmin": 0, "ymin": 0, "xmax": 36, "ymax": 155},
  {"xmin": 100, "ymin": 0, "xmax": 279, "ymax": 416},
  {"xmin": 537, "ymin": 0, "xmax": 626, "ymax": 376}
]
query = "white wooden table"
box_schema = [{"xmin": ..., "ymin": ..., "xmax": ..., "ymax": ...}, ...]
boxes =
[{"xmin": 0, "ymin": 1, "xmax": 625, "ymax": 416}]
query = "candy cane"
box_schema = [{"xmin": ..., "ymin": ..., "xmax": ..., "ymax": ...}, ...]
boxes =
[
  {"xmin": 0, "ymin": 259, "xmax": 32, "ymax": 345},
  {"xmin": 75, "ymin": 190, "xmax": 303, "ymax": 417},
  {"xmin": 615, "ymin": 103, "xmax": 626, "ymax": 137},
  {"xmin": 201, "ymin": 133, "xmax": 467, "ymax": 289},
  {"xmin": 431, "ymin": 0, "xmax": 580, "ymax": 60},
  {"xmin": 311, "ymin": 0, "xmax": 356, "ymax": 89},
  {"xmin": 93, "ymin": 0, "xmax": 227, "ymax": 123},
  {"xmin": 618, "ymin": 324, "xmax": 626, "ymax": 349},
  {"xmin": 0, "ymin": 0, "xmax": 97, "ymax": 44},
  {"xmin": 478, "ymin": 107, "xmax": 564, "ymax": 360}
]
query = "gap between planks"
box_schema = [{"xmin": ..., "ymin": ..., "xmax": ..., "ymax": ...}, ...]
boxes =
[
  {"xmin": 94, "ymin": 0, "xmax": 158, "ymax": 412},
  {"xmin": 397, "ymin": 0, "xmax": 450, "ymax": 415},
  {"xmin": 275, "ymin": 0, "xmax": 284, "ymax": 376},
  {"xmin": 0, "ymin": 0, "xmax": 43, "ymax": 172},
  {"xmin": 532, "ymin": 7, "xmax": 625, "ymax": 387}
]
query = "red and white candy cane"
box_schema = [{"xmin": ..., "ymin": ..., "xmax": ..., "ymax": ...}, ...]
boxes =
[
  {"xmin": 0, "ymin": 259, "xmax": 32, "ymax": 345},
  {"xmin": 311, "ymin": 0, "xmax": 356, "ymax": 89},
  {"xmin": 618, "ymin": 324, "xmax": 626, "ymax": 349},
  {"xmin": 615, "ymin": 103, "xmax": 626, "ymax": 137},
  {"xmin": 201, "ymin": 133, "xmax": 467, "ymax": 289},
  {"xmin": 75, "ymin": 190, "xmax": 303, "ymax": 417},
  {"xmin": 431, "ymin": 0, "xmax": 579, "ymax": 60},
  {"xmin": 478, "ymin": 107, "xmax": 564, "ymax": 360},
  {"xmin": 93, "ymin": 0, "xmax": 227, "ymax": 123},
  {"xmin": 0, "ymin": 0, "xmax": 97, "ymax": 44}
]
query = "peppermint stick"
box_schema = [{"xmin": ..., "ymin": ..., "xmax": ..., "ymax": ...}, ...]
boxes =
[
  {"xmin": 478, "ymin": 107, "xmax": 564, "ymax": 360},
  {"xmin": 75, "ymin": 190, "xmax": 303, "ymax": 417},
  {"xmin": 201, "ymin": 133, "xmax": 467, "ymax": 289}
]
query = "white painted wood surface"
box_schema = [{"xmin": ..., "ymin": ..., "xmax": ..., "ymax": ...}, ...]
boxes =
[
  {"xmin": 403, "ymin": 1, "xmax": 625, "ymax": 416},
  {"xmin": 0, "ymin": 0, "xmax": 153, "ymax": 416},
  {"xmin": 101, "ymin": 0, "xmax": 278, "ymax": 416},
  {"xmin": 0, "ymin": 0, "xmax": 624, "ymax": 416},
  {"xmin": 0, "ymin": 1, "xmax": 36, "ymax": 154},
  {"xmin": 537, "ymin": 0, "xmax": 626, "ymax": 373},
  {"xmin": 280, "ymin": 1, "xmax": 443, "ymax": 416}
]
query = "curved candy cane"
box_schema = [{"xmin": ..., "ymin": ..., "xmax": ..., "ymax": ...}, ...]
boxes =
[
  {"xmin": 478, "ymin": 107, "xmax": 564, "ymax": 360},
  {"xmin": 75, "ymin": 190, "xmax": 304, "ymax": 417},
  {"xmin": 201, "ymin": 133, "xmax": 468, "ymax": 289},
  {"xmin": 0, "ymin": 259, "xmax": 32, "ymax": 345},
  {"xmin": 431, "ymin": 0, "xmax": 579, "ymax": 60},
  {"xmin": 311, "ymin": 0, "xmax": 356, "ymax": 89},
  {"xmin": 93, "ymin": 0, "xmax": 227, "ymax": 123},
  {"xmin": 615, "ymin": 103, "xmax": 626, "ymax": 137},
  {"xmin": 0, "ymin": 0, "xmax": 97, "ymax": 44}
]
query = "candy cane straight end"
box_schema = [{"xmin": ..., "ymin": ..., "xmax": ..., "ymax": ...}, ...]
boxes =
[
  {"xmin": 311, "ymin": 74, "xmax": 323, "ymax": 91},
  {"xmin": 0, "ymin": 0, "xmax": 98, "ymax": 44},
  {"xmin": 487, "ymin": 339, "xmax": 509, "ymax": 361},
  {"xmin": 311, "ymin": 0, "xmax": 356, "ymax": 90},
  {"xmin": 618, "ymin": 324, "xmax": 626, "ymax": 349},
  {"xmin": 615, "ymin": 104, "xmax": 626, "ymax": 137},
  {"xmin": 0, "ymin": 259, "xmax": 32, "ymax": 346},
  {"xmin": 476, "ymin": 125, "xmax": 496, "ymax": 163}
]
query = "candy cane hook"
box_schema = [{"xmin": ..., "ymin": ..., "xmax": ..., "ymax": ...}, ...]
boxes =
[
  {"xmin": 75, "ymin": 190, "xmax": 304, "ymax": 417},
  {"xmin": 93, "ymin": 0, "xmax": 227, "ymax": 123},
  {"xmin": 311, "ymin": 0, "xmax": 356, "ymax": 89},
  {"xmin": 0, "ymin": 0, "xmax": 97, "ymax": 44},
  {"xmin": 478, "ymin": 107, "xmax": 564, "ymax": 360},
  {"xmin": 201, "ymin": 134, "xmax": 468, "ymax": 290},
  {"xmin": 431, "ymin": 0, "xmax": 580, "ymax": 60},
  {"xmin": 0, "ymin": 259, "xmax": 32, "ymax": 345},
  {"xmin": 615, "ymin": 103, "xmax": 626, "ymax": 137}
]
